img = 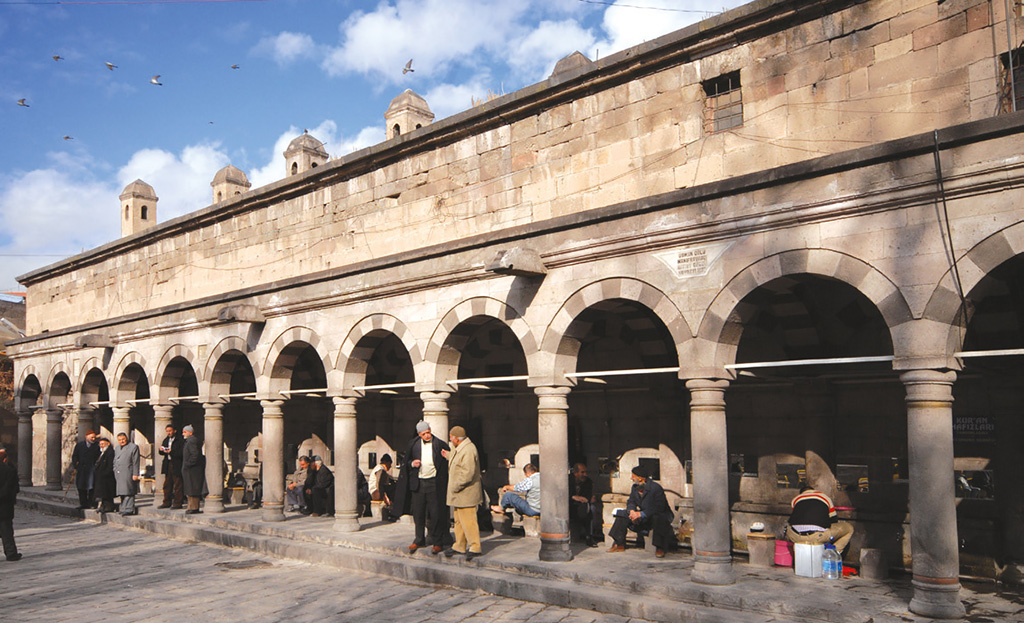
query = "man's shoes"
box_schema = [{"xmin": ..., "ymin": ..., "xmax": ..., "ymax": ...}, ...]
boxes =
[
  {"xmin": 157, "ymin": 504, "xmax": 171, "ymax": 509},
  {"xmin": 431, "ymin": 545, "xmax": 443, "ymax": 555},
  {"xmin": 585, "ymin": 536, "xmax": 597, "ymax": 548},
  {"xmin": 310, "ymin": 513, "xmax": 321, "ymax": 517},
  {"xmin": 120, "ymin": 511, "xmax": 138, "ymax": 516},
  {"xmin": 170, "ymin": 505, "xmax": 183, "ymax": 510},
  {"xmin": 185, "ymin": 509, "xmax": 201, "ymax": 515},
  {"xmin": 408, "ymin": 543, "xmax": 421, "ymax": 553},
  {"xmin": 608, "ymin": 544, "xmax": 626, "ymax": 553},
  {"xmin": 655, "ymin": 548, "xmax": 666, "ymax": 558},
  {"xmin": 465, "ymin": 551, "xmax": 481, "ymax": 561},
  {"xmin": 443, "ymin": 548, "xmax": 459, "ymax": 558},
  {"xmin": 6, "ymin": 553, "xmax": 22, "ymax": 561}
]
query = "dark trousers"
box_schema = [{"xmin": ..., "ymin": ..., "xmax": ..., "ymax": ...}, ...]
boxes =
[
  {"xmin": 570, "ymin": 500, "xmax": 600, "ymax": 539},
  {"xmin": 311, "ymin": 488, "xmax": 333, "ymax": 516},
  {"xmin": 609, "ymin": 512, "xmax": 675, "ymax": 550},
  {"xmin": 0, "ymin": 515, "xmax": 16, "ymax": 557},
  {"xmin": 77, "ymin": 487, "xmax": 95, "ymax": 509},
  {"xmin": 410, "ymin": 478, "xmax": 449, "ymax": 547},
  {"xmin": 162, "ymin": 472, "xmax": 184, "ymax": 507}
]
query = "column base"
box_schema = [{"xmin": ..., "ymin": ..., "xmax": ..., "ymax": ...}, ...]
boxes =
[
  {"xmin": 205, "ymin": 497, "xmax": 225, "ymax": 513},
  {"xmin": 261, "ymin": 505, "xmax": 285, "ymax": 522},
  {"xmin": 333, "ymin": 513, "xmax": 361, "ymax": 532},
  {"xmin": 693, "ymin": 553, "xmax": 735, "ymax": 585},
  {"xmin": 45, "ymin": 483, "xmax": 61, "ymax": 492},
  {"xmin": 910, "ymin": 578, "xmax": 965, "ymax": 619},
  {"xmin": 19, "ymin": 477, "xmax": 32, "ymax": 487},
  {"xmin": 539, "ymin": 537, "xmax": 573, "ymax": 562}
]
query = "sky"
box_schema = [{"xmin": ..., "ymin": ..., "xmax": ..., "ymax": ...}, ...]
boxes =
[{"xmin": 0, "ymin": 0, "xmax": 747, "ymax": 295}]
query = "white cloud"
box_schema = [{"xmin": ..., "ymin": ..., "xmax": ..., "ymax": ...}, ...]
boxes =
[
  {"xmin": 117, "ymin": 143, "xmax": 230, "ymax": 219},
  {"xmin": 253, "ymin": 31, "xmax": 318, "ymax": 66},
  {"xmin": 597, "ymin": 0, "xmax": 736, "ymax": 56},
  {"xmin": 508, "ymin": 19, "xmax": 597, "ymax": 82},
  {"xmin": 246, "ymin": 120, "xmax": 382, "ymax": 190},
  {"xmin": 424, "ymin": 79, "xmax": 494, "ymax": 120}
]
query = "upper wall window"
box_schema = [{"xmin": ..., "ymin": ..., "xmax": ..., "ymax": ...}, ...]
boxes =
[
  {"xmin": 141, "ymin": 205, "xmax": 148, "ymax": 220},
  {"xmin": 703, "ymin": 70, "xmax": 743, "ymax": 134},
  {"xmin": 999, "ymin": 49, "xmax": 1024, "ymax": 114}
]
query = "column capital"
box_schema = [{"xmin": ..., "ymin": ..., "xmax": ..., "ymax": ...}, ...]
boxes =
[
  {"xmin": 332, "ymin": 395, "xmax": 358, "ymax": 416},
  {"xmin": 685, "ymin": 378, "xmax": 730, "ymax": 392},
  {"xmin": 45, "ymin": 408, "xmax": 64, "ymax": 422},
  {"xmin": 202, "ymin": 402, "xmax": 224, "ymax": 415},
  {"xmin": 260, "ymin": 399, "xmax": 284, "ymax": 416},
  {"xmin": 17, "ymin": 410, "xmax": 32, "ymax": 422},
  {"xmin": 419, "ymin": 391, "xmax": 451, "ymax": 408},
  {"xmin": 152, "ymin": 403, "xmax": 174, "ymax": 415},
  {"xmin": 534, "ymin": 385, "xmax": 570, "ymax": 410},
  {"xmin": 900, "ymin": 369, "xmax": 957, "ymax": 387}
]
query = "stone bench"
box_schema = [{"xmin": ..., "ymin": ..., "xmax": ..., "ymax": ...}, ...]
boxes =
[{"xmin": 223, "ymin": 487, "xmax": 245, "ymax": 505}]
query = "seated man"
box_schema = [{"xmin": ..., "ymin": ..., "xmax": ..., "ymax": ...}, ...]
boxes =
[
  {"xmin": 286, "ymin": 456, "xmax": 311, "ymax": 512},
  {"xmin": 310, "ymin": 456, "xmax": 335, "ymax": 517},
  {"xmin": 608, "ymin": 466, "xmax": 675, "ymax": 558},
  {"xmin": 785, "ymin": 485, "xmax": 854, "ymax": 554},
  {"xmin": 369, "ymin": 454, "xmax": 396, "ymax": 519},
  {"xmin": 490, "ymin": 463, "xmax": 540, "ymax": 517},
  {"xmin": 570, "ymin": 463, "xmax": 600, "ymax": 547}
]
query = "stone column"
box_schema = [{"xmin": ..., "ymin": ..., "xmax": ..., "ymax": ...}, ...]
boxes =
[
  {"xmin": 902, "ymin": 370, "xmax": 965, "ymax": 619},
  {"xmin": 152, "ymin": 404, "xmax": 174, "ymax": 496},
  {"xmin": 686, "ymin": 378, "xmax": 734, "ymax": 585},
  {"xmin": 45, "ymin": 408, "xmax": 63, "ymax": 491},
  {"xmin": 112, "ymin": 406, "xmax": 131, "ymax": 440},
  {"xmin": 260, "ymin": 400, "xmax": 285, "ymax": 522},
  {"xmin": 420, "ymin": 391, "xmax": 450, "ymax": 442},
  {"xmin": 536, "ymin": 386, "xmax": 572, "ymax": 562},
  {"xmin": 17, "ymin": 410, "xmax": 32, "ymax": 487},
  {"xmin": 203, "ymin": 403, "xmax": 225, "ymax": 513},
  {"xmin": 77, "ymin": 407, "xmax": 93, "ymax": 441},
  {"xmin": 333, "ymin": 396, "xmax": 360, "ymax": 532}
]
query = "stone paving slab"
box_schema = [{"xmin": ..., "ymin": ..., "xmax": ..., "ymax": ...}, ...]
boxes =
[{"xmin": 17, "ymin": 488, "xmax": 1024, "ymax": 622}]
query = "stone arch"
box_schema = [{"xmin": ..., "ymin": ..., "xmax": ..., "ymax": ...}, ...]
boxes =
[
  {"xmin": 923, "ymin": 222, "xmax": 1024, "ymax": 354},
  {"xmin": 112, "ymin": 351, "xmax": 151, "ymax": 405},
  {"xmin": 537, "ymin": 277, "xmax": 691, "ymax": 384},
  {"xmin": 201, "ymin": 336, "xmax": 261, "ymax": 399},
  {"xmin": 16, "ymin": 366, "xmax": 42, "ymax": 411},
  {"xmin": 698, "ymin": 249, "xmax": 912, "ymax": 371},
  {"xmin": 155, "ymin": 344, "xmax": 200, "ymax": 402},
  {"xmin": 336, "ymin": 314, "xmax": 422, "ymax": 392},
  {"xmin": 263, "ymin": 326, "xmax": 333, "ymax": 396},
  {"xmin": 420, "ymin": 297, "xmax": 538, "ymax": 389},
  {"xmin": 77, "ymin": 359, "xmax": 109, "ymax": 407},
  {"xmin": 45, "ymin": 362, "xmax": 73, "ymax": 410}
]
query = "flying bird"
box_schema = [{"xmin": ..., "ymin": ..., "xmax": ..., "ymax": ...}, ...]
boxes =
[
  {"xmin": 63, "ymin": 135, "xmax": 73, "ymax": 140},
  {"xmin": 231, "ymin": 64, "xmax": 239, "ymax": 69},
  {"xmin": 403, "ymin": 59, "xmax": 414, "ymax": 74},
  {"xmin": 105, "ymin": 61, "xmax": 117, "ymax": 70},
  {"xmin": 53, "ymin": 55, "xmax": 64, "ymax": 61},
  {"xmin": 16, "ymin": 98, "xmax": 29, "ymax": 107},
  {"xmin": 150, "ymin": 75, "xmax": 162, "ymax": 86}
]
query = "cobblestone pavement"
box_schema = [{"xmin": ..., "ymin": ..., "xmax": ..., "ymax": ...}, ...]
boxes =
[{"xmin": 0, "ymin": 510, "xmax": 653, "ymax": 623}]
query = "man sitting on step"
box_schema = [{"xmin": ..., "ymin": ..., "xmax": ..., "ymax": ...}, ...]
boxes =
[{"xmin": 607, "ymin": 466, "xmax": 675, "ymax": 558}]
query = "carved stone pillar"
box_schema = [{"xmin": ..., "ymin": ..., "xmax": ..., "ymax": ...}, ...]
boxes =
[
  {"xmin": 536, "ymin": 386, "xmax": 572, "ymax": 562},
  {"xmin": 333, "ymin": 396, "xmax": 360, "ymax": 532},
  {"xmin": 77, "ymin": 407, "xmax": 93, "ymax": 441},
  {"xmin": 152, "ymin": 404, "xmax": 174, "ymax": 496},
  {"xmin": 902, "ymin": 370, "xmax": 964, "ymax": 619},
  {"xmin": 112, "ymin": 406, "xmax": 131, "ymax": 441},
  {"xmin": 17, "ymin": 410, "xmax": 32, "ymax": 487},
  {"xmin": 260, "ymin": 400, "xmax": 285, "ymax": 522},
  {"xmin": 45, "ymin": 408, "xmax": 63, "ymax": 491},
  {"xmin": 687, "ymin": 378, "xmax": 734, "ymax": 585},
  {"xmin": 420, "ymin": 391, "xmax": 450, "ymax": 441},
  {"xmin": 203, "ymin": 402, "xmax": 225, "ymax": 513}
]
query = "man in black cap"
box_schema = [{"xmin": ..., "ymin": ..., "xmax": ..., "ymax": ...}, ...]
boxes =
[
  {"xmin": 0, "ymin": 445, "xmax": 22, "ymax": 561},
  {"xmin": 607, "ymin": 465, "xmax": 675, "ymax": 558}
]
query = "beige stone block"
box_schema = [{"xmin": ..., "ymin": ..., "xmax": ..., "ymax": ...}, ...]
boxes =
[
  {"xmin": 874, "ymin": 33, "xmax": 913, "ymax": 62},
  {"xmin": 891, "ymin": 3, "xmax": 939, "ymax": 39},
  {"xmin": 970, "ymin": 95, "xmax": 1000, "ymax": 120},
  {"xmin": 831, "ymin": 20, "xmax": 891, "ymax": 58},
  {"xmin": 787, "ymin": 17, "xmax": 827, "ymax": 51},
  {"xmin": 869, "ymin": 47, "xmax": 937, "ymax": 91},
  {"xmin": 510, "ymin": 116, "xmax": 538, "ymax": 144},
  {"xmin": 936, "ymin": 28, "xmax": 993, "ymax": 74},
  {"xmin": 966, "ymin": 1, "xmax": 990, "ymax": 31},
  {"xmin": 913, "ymin": 13, "xmax": 966, "ymax": 50}
]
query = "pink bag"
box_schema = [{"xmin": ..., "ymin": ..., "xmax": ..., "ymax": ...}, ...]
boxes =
[{"xmin": 774, "ymin": 539, "xmax": 794, "ymax": 567}]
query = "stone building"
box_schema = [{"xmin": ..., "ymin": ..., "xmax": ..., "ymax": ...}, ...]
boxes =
[{"xmin": 8, "ymin": 0, "xmax": 1024, "ymax": 617}]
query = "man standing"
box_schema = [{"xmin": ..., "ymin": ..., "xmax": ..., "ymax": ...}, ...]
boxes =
[
  {"xmin": 157, "ymin": 424, "xmax": 184, "ymax": 509},
  {"xmin": 491, "ymin": 463, "xmax": 541, "ymax": 517},
  {"xmin": 785, "ymin": 485, "xmax": 854, "ymax": 554},
  {"xmin": 393, "ymin": 421, "xmax": 451, "ymax": 554},
  {"xmin": 94, "ymin": 437, "xmax": 116, "ymax": 513},
  {"xmin": 113, "ymin": 432, "xmax": 141, "ymax": 516},
  {"xmin": 607, "ymin": 466, "xmax": 675, "ymax": 558},
  {"xmin": 71, "ymin": 430, "xmax": 100, "ymax": 509},
  {"xmin": 181, "ymin": 425, "xmax": 206, "ymax": 514},
  {"xmin": 570, "ymin": 463, "xmax": 600, "ymax": 547},
  {"xmin": 0, "ymin": 445, "xmax": 21, "ymax": 561},
  {"xmin": 443, "ymin": 426, "xmax": 483, "ymax": 559},
  {"xmin": 310, "ymin": 456, "xmax": 334, "ymax": 517}
]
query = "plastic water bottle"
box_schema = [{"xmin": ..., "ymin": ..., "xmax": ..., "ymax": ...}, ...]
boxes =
[{"xmin": 823, "ymin": 543, "xmax": 842, "ymax": 580}]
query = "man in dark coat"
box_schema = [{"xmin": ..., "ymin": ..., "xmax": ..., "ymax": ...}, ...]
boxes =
[
  {"xmin": 71, "ymin": 430, "xmax": 100, "ymax": 509},
  {"xmin": 310, "ymin": 456, "xmax": 334, "ymax": 517},
  {"xmin": 181, "ymin": 425, "xmax": 207, "ymax": 514},
  {"xmin": 392, "ymin": 420, "xmax": 451, "ymax": 554},
  {"xmin": 93, "ymin": 438, "xmax": 117, "ymax": 513},
  {"xmin": 157, "ymin": 424, "xmax": 184, "ymax": 509},
  {"xmin": 570, "ymin": 462, "xmax": 600, "ymax": 547},
  {"xmin": 607, "ymin": 465, "xmax": 675, "ymax": 558},
  {"xmin": 0, "ymin": 445, "xmax": 22, "ymax": 561}
]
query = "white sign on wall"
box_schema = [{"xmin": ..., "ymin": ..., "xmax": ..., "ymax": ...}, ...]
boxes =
[{"xmin": 654, "ymin": 242, "xmax": 731, "ymax": 279}]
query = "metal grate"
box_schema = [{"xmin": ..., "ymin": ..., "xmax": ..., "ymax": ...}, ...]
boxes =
[{"xmin": 703, "ymin": 71, "xmax": 743, "ymax": 134}]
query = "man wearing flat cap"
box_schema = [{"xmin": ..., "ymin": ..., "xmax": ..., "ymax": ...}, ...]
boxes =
[
  {"xmin": 607, "ymin": 465, "xmax": 675, "ymax": 558},
  {"xmin": 392, "ymin": 421, "xmax": 451, "ymax": 554},
  {"xmin": 181, "ymin": 425, "xmax": 207, "ymax": 514},
  {"xmin": 442, "ymin": 426, "xmax": 483, "ymax": 559}
]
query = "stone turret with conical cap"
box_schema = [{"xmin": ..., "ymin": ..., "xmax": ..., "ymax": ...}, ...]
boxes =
[
  {"xmin": 284, "ymin": 130, "xmax": 328, "ymax": 177},
  {"xmin": 119, "ymin": 179, "xmax": 157, "ymax": 237},
  {"xmin": 211, "ymin": 164, "xmax": 251, "ymax": 203},
  {"xmin": 385, "ymin": 89, "xmax": 434, "ymax": 140}
]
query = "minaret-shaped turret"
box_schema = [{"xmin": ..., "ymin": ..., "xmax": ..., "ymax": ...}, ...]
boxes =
[
  {"xmin": 211, "ymin": 164, "xmax": 251, "ymax": 203},
  {"xmin": 283, "ymin": 131, "xmax": 328, "ymax": 177},
  {"xmin": 385, "ymin": 89, "xmax": 434, "ymax": 140},
  {"xmin": 119, "ymin": 179, "xmax": 158, "ymax": 237}
]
